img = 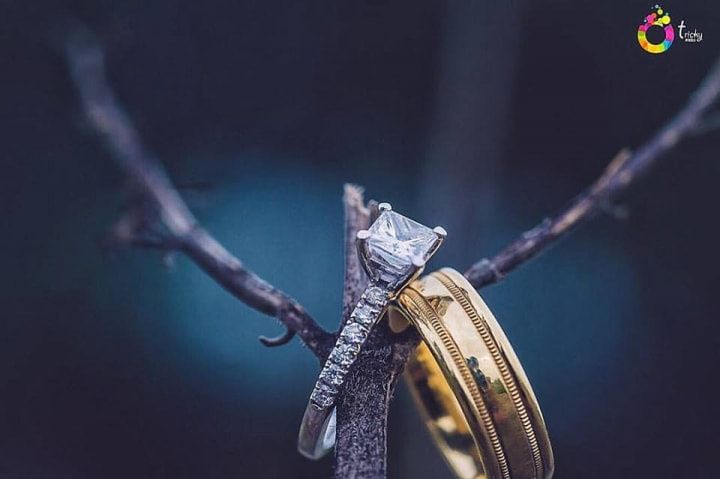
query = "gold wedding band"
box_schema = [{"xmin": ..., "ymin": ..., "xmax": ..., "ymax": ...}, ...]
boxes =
[{"xmin": 395, "ymin": 268, "xmax": 554, "ymax": 479}]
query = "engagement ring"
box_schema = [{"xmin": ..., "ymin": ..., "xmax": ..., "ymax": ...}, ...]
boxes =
[{"xmin": 298, "ymin": 202, "xmax": 446, "ymax": 459}]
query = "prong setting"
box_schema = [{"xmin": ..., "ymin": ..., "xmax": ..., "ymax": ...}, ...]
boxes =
[{"xmin": 357, "ymin": 206, "xmax": 445, "ymax": 288}]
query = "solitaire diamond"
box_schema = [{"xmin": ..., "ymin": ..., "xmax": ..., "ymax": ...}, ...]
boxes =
[{"xmin": 364, "ymin": 210, "xmax": 439, "ymax": 285}]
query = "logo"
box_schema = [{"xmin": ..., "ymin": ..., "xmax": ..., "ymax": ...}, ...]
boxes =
[
  {"xmin": 637, "ymin": 5, "xmax": 674, "ymax": 54},
  {"xmin": 678, "ymin": 20, "xmax": 703, "ymax": 43},
  {"xmin": 637, "ymin": 5, "xmax": 704, "ymax": 54}
]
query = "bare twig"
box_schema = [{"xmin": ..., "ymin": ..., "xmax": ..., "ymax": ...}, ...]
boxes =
[
  {"xmin": 64, "ymin": 32, "xmax": 332, "ymax": 357},
  {"xmin": 465, "ymin": 57, "xmax": 720, "ymax": 289}
]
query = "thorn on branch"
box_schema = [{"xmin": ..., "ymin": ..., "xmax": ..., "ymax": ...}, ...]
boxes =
[{"xmin": 259, "ymin": 326, "xmax": 296, "ymax": 347}]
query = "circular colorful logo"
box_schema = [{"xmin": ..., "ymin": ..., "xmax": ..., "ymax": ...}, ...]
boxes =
[{"xmin": 638, "ymin": 5, "xmax": 675, "ymax": 54}]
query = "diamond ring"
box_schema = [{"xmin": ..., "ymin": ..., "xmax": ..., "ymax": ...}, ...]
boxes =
[{"xmin": 298, "ymin": 202, "xmax": 446, "ymax": 459}]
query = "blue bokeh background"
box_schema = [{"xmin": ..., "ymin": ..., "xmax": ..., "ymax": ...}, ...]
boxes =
[{"xmin": 2, "ymin": 1, "xmax": 720, "ymax": 477}]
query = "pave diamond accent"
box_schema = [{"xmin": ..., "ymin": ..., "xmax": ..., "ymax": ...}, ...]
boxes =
[
  {"xmin": 341, "ymin": 322, "xmax": 368, "ymax": 344},
  {"xmin": 364, "ymin": 210, "xmax": 438, "ymax": 284},
  {"xmin": 315, "ymin": 381, "xmax": 337, "ymax": 395},
  {"xmin": 352, "ymin": 302, "xmax": 377, "ymax": 326},
  {"xmin": 319, "ymin": 363, "xmax": 345, "ymax": 386},
  {"xmin": 363, "ymin": 286, "xmax": 388, "ymax": 306},
  {"xmin": 311, "ymin": 383, "xmax": 336, "ymax": 408},
  {"xmin": 330, "ymin": 341, "xmax": 360, "ymax": 366},
  {"xmin": 311, "ymin": 322, "xmax": 371, "ymax": 408}
]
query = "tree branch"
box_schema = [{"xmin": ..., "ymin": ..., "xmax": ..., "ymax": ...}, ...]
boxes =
[
  {"xmin": 465, "ymin": 56, "xmax": 720, "ymax": 289},
  {"xmin": 64, "ymin": 32, "xmax": 333, "ymax": 358}
]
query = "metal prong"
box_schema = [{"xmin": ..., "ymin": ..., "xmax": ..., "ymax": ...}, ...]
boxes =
[
  {"xmin": 433, "ymin": 226, "xmax": 447, "ymax": 238},
  {"xmin": 378, "ymin": 202, "xmax": 392, "ymax": 212},
  {"xmin": 357, "ymin": 230, "xmax": 371, "ymax": 240},
  {"xmin": 411, "ymin": 255, "xmax": 426, "ymax": 268}
]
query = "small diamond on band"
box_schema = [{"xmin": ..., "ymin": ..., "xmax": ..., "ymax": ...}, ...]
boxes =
[
  {"xmin": 319, "ymin": 362, "xmax": 346, "ymax": 386},
  {"xmin": 310, "ymin": 287, "xmax": 387, "ymax": 408},
  {"xmin": 363, "ymin": 286, "xmax": 388, "ymax": 305},
  {"xmin": 330, "ymin": 341, "xmax": 360, "ymax": 366},
  {"xmin": 340, "ymin": 322, "xmax": 368, "ymax": 345},
  {"xmin": 351, "ymin": 302, "xmax": 376, "ymax": 326},
  {"xmin": 310, "ymin": 382, "xmax": 337, "ymax": 408}
]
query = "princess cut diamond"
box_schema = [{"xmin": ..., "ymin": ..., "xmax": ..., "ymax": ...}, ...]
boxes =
[{"xmin": 364, "ymin": 210, "xmax": 438, "ymax": 284}]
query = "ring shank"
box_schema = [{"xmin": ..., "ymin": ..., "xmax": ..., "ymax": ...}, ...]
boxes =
[{"xmin": 298, "ymin": 404, "xmax": 336, "ymax": 459}]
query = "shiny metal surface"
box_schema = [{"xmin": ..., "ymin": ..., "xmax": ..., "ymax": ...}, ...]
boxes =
[{"xmin": 397, "ymin": 268, "xmax": 554, "ymax": 479}]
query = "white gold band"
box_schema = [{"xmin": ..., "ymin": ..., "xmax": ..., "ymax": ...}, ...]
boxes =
[
  {"xmin": 309, "ymin": 284, "xmax": 389, "ymax": 409},
  {"xmin": 298, "ymin": 404, "xmax": 337, "ymax": 460}
]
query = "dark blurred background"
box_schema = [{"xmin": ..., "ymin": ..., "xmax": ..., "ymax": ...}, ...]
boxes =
[{"xmin": 2, "ymin": 0, "xmax": 719, "ymax": 477}]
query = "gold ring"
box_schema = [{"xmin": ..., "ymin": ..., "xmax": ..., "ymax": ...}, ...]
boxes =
[{"xmin": 394, "ymin": 268, "xmax": 554, "ymax": 479}]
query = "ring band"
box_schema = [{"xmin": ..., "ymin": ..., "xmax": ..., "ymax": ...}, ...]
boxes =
[
  {"xmin": 298, "ymin": 284, "xmax": 389, "ymax": 460},
  {"xmin": 395, "ymin": 268, "xmax": 554, "ymax": 479}
]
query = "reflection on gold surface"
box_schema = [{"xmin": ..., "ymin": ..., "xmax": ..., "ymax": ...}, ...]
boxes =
[
  {"xmin": 407, "ymin": 342, "xmax": 486, "ymax": 479},
  {"xmin": 400, "ymin": 268, "xmax": 554, "ymax": 479}
]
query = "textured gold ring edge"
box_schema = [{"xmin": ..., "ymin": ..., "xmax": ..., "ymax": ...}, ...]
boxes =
[
  {"xmin": 403, "ymin": 286, "xmax": 511, "ymax": 479},
  {"xmin": 434, "ymin": 271, "xmax": 544, "ymax": 477}
]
